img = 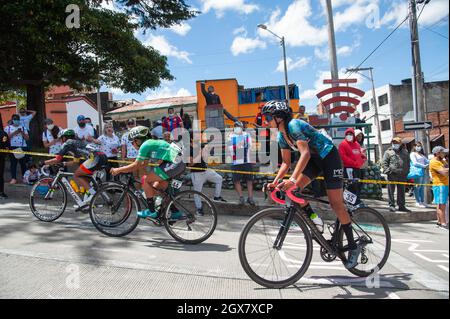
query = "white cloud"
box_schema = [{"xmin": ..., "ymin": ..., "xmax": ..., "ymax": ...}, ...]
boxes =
[
  {"xmin": 200, "ymin": 0, "xmax": 259, "ymax": 17},
  {"xmin": 233, "ymin": 26, "xmax": 247, "ymax": 36},
  {"xmin": 230, "ymin": 36, "xmax": 266, "ymax": 56},
  {"xmin": 169, "ymin": 23, "xmax": 192, "ymax": 36},
  {"xmin": 145, "ymin": 35, "xmax": 192, "ymax": 64},
  {"xmin": 276, "ymin": 57, "xmax": 311, "ymax": 72},
  {"xmin": 381, "ymin": 0, "xmax": 449, "ymax": 27},
  {"xmin": 145, "ymin": 86, "xmax": 192, "ymax": 100},
  {"xmin": 333, "ymin": 0, "xmax": 380, "ymax": 31},
  {"xmin": 257, "ymin": 0, "xmax": 328, "ymax": 47},
  {"xmin": 314, "ymin": 42, "xmax": 359, "ymax": 61}
]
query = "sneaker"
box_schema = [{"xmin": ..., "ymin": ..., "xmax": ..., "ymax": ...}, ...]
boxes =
[
  {"xmin": 420, "ymin": 202, "xmax": 430, "ymax": 208},
  {"xmin": 0, "ymin": 193, "xmax": 8, "ymax": 199},
  {"xmin": 398, "ymin": 207, "xmax": 411, "ymax": 213},
  {"xmin": 247, "ymin": 198, "xmax": 256, "ymax": 206},
  {"xmin": 213, "ymin": 196, "xmax": 227, "ymax": 202},
  {"xmin": 389, "ymin": 206, "xmax": 396, "ymax": 212},
  {"xmin": 137, "ymin": 209, "xmax": 158, "ymax": 219},
  {"xmin": 437, "ymin": 223, "xmax": 449, "ymax": 230},
  {"xmin": 345, "ymin": 245, "xmax": 363, "ymax": 269},
  {"xmin": 239, "ymin": 196, "xmax": 245, "ymax": 205}
]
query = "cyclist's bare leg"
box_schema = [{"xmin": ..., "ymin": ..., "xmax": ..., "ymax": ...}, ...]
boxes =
[
  {"xmin": 327, "ymin": 188, "xmax": 351, "ymax": 224},
  {"xmin": 296, "ymin": 174, "xmax": 312, "ymax": 208},
  {"xmin": 74, "ymin": 167, "xmax": 91, "ymax": 192},
  {"xmin": 142, "ymin": 172, "xmax": 167, "ymax": 200}
]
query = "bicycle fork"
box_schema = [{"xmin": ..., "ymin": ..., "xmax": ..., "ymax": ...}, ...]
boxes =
[{"xmin": 273, "ymin": 206, "xmax": 296, "ymax": 250}]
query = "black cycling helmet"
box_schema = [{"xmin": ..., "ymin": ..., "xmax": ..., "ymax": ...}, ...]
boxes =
[{"xmin": 261, "ymin": 100, "xmax": 292, "ymax": 119}]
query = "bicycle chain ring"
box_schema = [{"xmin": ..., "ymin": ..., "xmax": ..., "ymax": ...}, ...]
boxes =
[
  {"xmin": 320, "ymin": 240, "xmax": 337, "ymax": 262},
  {"xmin": 360, "ymin": 248, "xmax": 368, "ymax": 264}
]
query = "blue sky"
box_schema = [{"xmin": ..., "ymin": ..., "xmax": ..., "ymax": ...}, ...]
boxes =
[{"xmin": 105, "ymin": 0, "xmax": 449, "ymax": 113}]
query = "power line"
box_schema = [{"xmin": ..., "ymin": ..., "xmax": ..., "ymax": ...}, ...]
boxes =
[
  {"xmin": 346, "ymin": 14, "xmax": 410, "ymax": 78},
  {"xmin": 422, "ymin": 25, "xmax": 449, "ymax": 40}
]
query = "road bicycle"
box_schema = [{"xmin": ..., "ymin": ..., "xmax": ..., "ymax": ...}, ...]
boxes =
[
  {"xmin": 29, "ymin": 163, "xmax": 106, "ymax": 222},
  {"xmin": 238, "ymin": 181, "xmax": 391, "ymax": 288},
  {"xmin": 89, "ymin": 172, "xmax": 218, "ymax": 244}
]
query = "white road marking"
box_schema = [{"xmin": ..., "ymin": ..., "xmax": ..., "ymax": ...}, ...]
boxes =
[
  {"xmin": 438, "ymin": 265, "xmax": 449, "ymax": 273},
  {"xmin": 388, "ymin": 292, "xmax": 401, "ymax": 299},
  {"xmin": 413, "ymin": 253, "xmax": 449, "ymax": 263}
]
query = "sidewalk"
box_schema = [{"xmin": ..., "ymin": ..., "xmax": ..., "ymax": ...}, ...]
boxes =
[{"xmin": 1, "ymin": 182, "xmax": 437, "ymax": 223}]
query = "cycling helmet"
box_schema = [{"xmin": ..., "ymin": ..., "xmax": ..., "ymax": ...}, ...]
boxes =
[
  {"xmin": 57, "ymin": 129, "xmax": 75, "ymax": 139},
  {"xmin": 128, "ymin": 125, "xmax": 150, "ymax": 141},
  {"xmin": 261, "ymin": 100, "xmax": 292, "ymax": 118}
]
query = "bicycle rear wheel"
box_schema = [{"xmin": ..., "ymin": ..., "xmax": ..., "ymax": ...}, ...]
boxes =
[
  {"xmin": 238, "ymin": 208, "xmax": 313, "ymax": 289},
  {"xmin": 164, "ymin": 190, "xmax": 217, "ymax": 244},
  {"xmin": 338, "ymin": 207, "xmax": 391, "ymax": 277},
  {"xmin": 29, "ymin": 177, "xmax": 67, "ymax": 222},
  {"xmin": 89, "ymin": 184, "xmax": 140, "ymax": 237}
]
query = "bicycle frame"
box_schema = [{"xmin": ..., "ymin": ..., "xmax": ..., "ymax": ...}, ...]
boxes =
[{"xmin": 275, "ymin": 190, "xmax": 374, "ymax": 258}]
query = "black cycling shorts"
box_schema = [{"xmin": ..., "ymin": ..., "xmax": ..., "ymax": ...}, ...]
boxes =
[
  {"xmin": 302, "ymin": 146, "xmax": 343, "ymax": 190},
  {"xmin": 80, "ymin": 153, "xmax": 108, "ymax": 175}
]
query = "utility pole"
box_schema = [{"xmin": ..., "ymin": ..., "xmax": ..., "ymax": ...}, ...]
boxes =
[
  {"xmin": 346, "ymin": 67, "xmax": 383, "ymax": 161},
  {"xmin": 325, "ymin": 0, "xmax": 339, "ymax": 120},
  {"xmin": 281, "ymin": 36, "xmax": 290, "ymax": 104},
  {"xmin": 409, "ymin": 0, "xmax": 428, "ymax": 154}
]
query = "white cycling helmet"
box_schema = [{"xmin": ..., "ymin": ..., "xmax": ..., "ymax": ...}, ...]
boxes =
[{"xmin": 128, "ymin": 125, "xmax": 150, "ymax": 141}]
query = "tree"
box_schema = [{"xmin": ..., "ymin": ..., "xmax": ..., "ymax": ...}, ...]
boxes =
[{"xmin": 0, "ymin": 0, "xmax": 197, "ymax": 146}]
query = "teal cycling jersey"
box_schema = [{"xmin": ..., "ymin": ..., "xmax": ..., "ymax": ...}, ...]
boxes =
[{"xmin": 278, "ymin": 119, "xmax": 334, "ymax": 159}]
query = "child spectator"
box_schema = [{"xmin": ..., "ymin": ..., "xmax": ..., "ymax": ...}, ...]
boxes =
[{"xmin": 23, "ymin": 163, "xmax": 40, "ymax": 185}]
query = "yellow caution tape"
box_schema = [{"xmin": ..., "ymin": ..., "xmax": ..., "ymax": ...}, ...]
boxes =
[{"xmin": 0, "ymin": 148, "xmax": 441, "ymax": 187}]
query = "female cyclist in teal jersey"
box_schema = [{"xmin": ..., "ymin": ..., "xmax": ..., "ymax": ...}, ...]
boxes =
[{"xmin": 262, "ymin": 100, "xmax": 362, "ymax": 269}]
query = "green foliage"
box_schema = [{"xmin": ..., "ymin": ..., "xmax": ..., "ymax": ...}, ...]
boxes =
[{"xmin": 0, "ymin": 0, "xmax": 197, "ymax": 93}]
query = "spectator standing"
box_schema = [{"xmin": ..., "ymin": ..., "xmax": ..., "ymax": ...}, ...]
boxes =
[
  {"xmin": 338, "ymin": 128, "xmax": 366, "ymax": 203},
  {"xmin": 74, "ymin": 115, "xmax": 95, "ymax": 141},
  {"xmin": 95, "ymin": 123, "xmax": 121, "ymax": 181},
  {"xmin": 429, "ymin": 146, "xmax": 449, "ymax": 229},
  {"xmin": 201, "ymin": 81, "xmax": 221, "ymax": 105},
  {"xmin": 85, "ymin": 117, "xmax": 99, "ymax": 138},
  {"xmin": 162, "ymin": 107, "xmax": 183, "ymax": 141},
  {"xmin": 121, "ymin": 119, "xmax": 138, "ymax": 160},
  {"xmin": 18, "ymin": 108, "xmax": 36, "ymax": 151},
  {"xmin": 294, "ymin": 105, "xmax": 309, "ymax": 122},
  {"xmin": 182, "ymin": 113, "xmax": 192, "ymax": 131},
  {"xmin": 0, "ymin": 114, "xmax": 9, "ymax": 199},
  {"xmin": 42, "ymin": 118, "xmax": 62, "ymax": 155},
  {"xmin": 409, "ymin": 142, "xmax": 429, "ymax": 208},
  {"xmin": 4, "ymin": 114, "xmax": 29, "ymax": 184},
  {"xmin": 189, "ymin": 138, "xmax": 226, "ymax": 215},
  {"xmin": 354, "ymin": 129, "xmax": 365, "ymax": 147},
  {"xmin": 354, "ymin": 111, "xmax": 366, "ymax": 124},
  {"xmin": 382, "ymin": 137, "xmax": 411, "ymax": 212},
  {"xmin": 229, "ymin": 122, "xmax": 255, "ymax": 206},
  {"xmin": 151, "ymin": 120, "xmax": 163, "ymax": 139}
]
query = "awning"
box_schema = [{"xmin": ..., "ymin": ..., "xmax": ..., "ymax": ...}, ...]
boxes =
[{"xmin": 402, "ymin": 137, "xmax": 415, "ymax": 144}]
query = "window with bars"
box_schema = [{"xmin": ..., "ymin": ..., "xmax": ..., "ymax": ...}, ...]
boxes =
[
  {"xmin": 381, "ymin": 119, "xmax": 391, "ymax": 131},
  {"xmin": 378, "ymin": 93, "xmax": 388, "ymax": 106},
  {"xmin": 362, "ymin": 102, "xmax": 370, "ymax": 112}
]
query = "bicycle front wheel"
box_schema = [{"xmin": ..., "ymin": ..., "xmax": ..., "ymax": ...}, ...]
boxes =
[
  {"xmin": 238, "ymin": 208, "xmax": 313, "ymax": 289},
  {"xmin": 89, "ymin": 184, "xmax": 140, "ymax": 237},
  {"xmin": 338, "ymin": 207, "xmax": 391, "ymax": 277},
  {"xmin": 29, "ymin": 177, "xmax": 67, "ymax": 222},
  {"xmin": 164, "ymin": 190, "xmax": 217, "ymax": 244}
]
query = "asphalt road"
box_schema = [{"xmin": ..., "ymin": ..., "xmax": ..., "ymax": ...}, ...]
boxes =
[{"xmin": 0, "ymin": 200, "xmax": 448, "ymax": 299}]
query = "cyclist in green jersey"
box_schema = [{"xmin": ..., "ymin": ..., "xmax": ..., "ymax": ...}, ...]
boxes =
[
  {"xmin": 110, "ymin": 126, "xmax": 186, "ymax": 219},
  {"xmin": 262, "ymin": 100, "xmax": 362, "ymax": 269}
]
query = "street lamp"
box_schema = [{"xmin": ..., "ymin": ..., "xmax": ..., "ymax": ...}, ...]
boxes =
[{"xmin": 258, "ymin": 24, "xmax": 290, "ymax": 103}]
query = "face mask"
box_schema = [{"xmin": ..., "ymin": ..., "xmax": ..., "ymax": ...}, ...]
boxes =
[
  {"xmin": 13, "ymin": 120, "xmax": 20, "ymax": 126},
  {"xmin": 234, "ymin": 127, "xmax": 243, "ymax": 134},
  {"xmin": 78, "ymin": 122, "xmax": 86, "ymax": 128},
  {"xmin": 415, "ymin": 146, "xmax": 422, "ymax": 152},
  {"xmin": 392, "ymin": 144, "xmax": 401, "ymax": 150},
  {"xmin": 345, "ymin": 135, "xmax": 353, "ymax": 142},
  {"xmin": 169, "ymin": 113, "xmax": 174, "ymax": 118},
  {"xmin": 47, "ymin": 124, "xmax": 54, "ymax": 130}
]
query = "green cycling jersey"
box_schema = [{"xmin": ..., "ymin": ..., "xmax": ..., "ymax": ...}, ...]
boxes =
[{"xmin": 136, "ymin": 139, "xmax": 181, "ymax": 163}]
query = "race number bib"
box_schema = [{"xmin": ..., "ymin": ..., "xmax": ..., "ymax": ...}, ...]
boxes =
[
  {"xmin": 343, "ymin": 189, "xmax": 358, "ymax": 205},
  {"xmin": 171, "ymin": 179, "xmax": 183, "ymax": 189}
]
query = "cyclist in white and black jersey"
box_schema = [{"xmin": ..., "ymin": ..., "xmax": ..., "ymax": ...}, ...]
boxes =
[{"xmin": 43, "ymin": 129, "xmax": 107, "ymax": 205}]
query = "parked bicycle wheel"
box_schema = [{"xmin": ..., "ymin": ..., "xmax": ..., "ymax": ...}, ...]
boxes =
[
  {"xmin": 338, "ymin": 207, "xmax": 391, "ymax": 277},
  {"xmin": 89, "ymin": 184, "xmax": 140, "ymax": 237},
  {"xmin": 164, "ymin": 190, "xmax": 217, "ymax": 244},
  {"xmin": 29, "ymin": 177, "xmax": 67, "ymax": 222},
  {"xmin": 238, "ymin": 208, "xmax": 313, "ymax": 289}
]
